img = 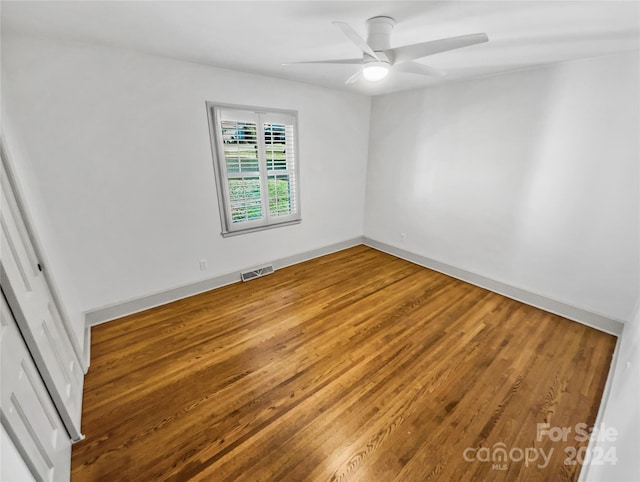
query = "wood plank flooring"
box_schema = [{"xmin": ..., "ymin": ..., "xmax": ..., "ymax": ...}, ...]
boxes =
[{"xmin": 71, "ymin": 245, "xmax": 616, "ymax": 481}]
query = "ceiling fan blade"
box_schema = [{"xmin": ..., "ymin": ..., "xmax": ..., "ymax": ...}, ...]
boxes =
[
  {"xmin": 389, "ymin": 33, "xmax": 489, "ymax": 64},
  {"xmin": 333, "ymin": 21, "xmax": 379, "ymax": 60},
  {"xmin": 283, "ymin": 59, "xmax": 362, "ymax": 65},
  {"xmin": 395, "ymin": 61, "xmax": 445, "ymax": 77},
  {"xmin": 345, "ymin": 70, "xmax": 362, "ymax": 84}
]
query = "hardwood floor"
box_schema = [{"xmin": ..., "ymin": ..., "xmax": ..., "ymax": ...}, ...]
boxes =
[{"xmin": 71, "ymin": 246, "xmax": 616, "ymax": 481}]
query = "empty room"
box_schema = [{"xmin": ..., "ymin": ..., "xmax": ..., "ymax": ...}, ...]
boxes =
[{"xmin": 0, "ymin": 1, "xmax": 638, "ymax": 481}]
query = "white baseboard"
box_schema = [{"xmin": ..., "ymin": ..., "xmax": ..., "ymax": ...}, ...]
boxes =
[
  {"xmin": 83, "ymin": 237, "xmax": 364, "ymax": 328},
  {"xmin": 363, "ymin": 237, "xmax": 624, "ymax": 336},
  {"xmin": 83, "ymin": 236, "xmax": 623, "ymax": 369}
]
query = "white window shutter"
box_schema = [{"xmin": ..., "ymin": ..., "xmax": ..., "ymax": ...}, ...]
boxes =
[{"xmin": 208, "ymin": 104, "xmax": 301, "ymax": 236}]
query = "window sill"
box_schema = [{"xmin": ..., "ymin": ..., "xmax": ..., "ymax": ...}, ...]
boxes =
[{"xmin": 221, "ymin": 218, "xmax": 302, "ymax": 238}]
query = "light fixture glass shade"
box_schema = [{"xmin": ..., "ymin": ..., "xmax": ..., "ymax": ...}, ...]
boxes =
[{"xmin": 362, "ymin": 61, "xmax": 390, "ymax": 82}]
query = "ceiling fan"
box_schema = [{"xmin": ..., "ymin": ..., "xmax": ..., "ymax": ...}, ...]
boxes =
[{"xmin": 288, "ymin": 16, "xmax": 489, "ymax": 84}]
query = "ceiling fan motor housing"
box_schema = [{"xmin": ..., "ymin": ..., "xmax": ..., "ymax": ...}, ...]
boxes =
[{"xmin": 366, "ymin": 16, "xmax": 395, "ymax": 63}]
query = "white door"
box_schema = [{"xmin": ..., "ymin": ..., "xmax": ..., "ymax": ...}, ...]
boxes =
[
  {"xmin": 1, "ymin": 293, "xmax": 72, "ymax": 482},
  {"xmin": 0, "ymin": 162, "xmax": 84, "ymax": 441}
]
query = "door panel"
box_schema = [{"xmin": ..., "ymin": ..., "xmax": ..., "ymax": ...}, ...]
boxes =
[
  {"xmin": 1, "ymin": 294, "xmax": 71, "ymax": 482},
  {"xmin": 1, "ymin": 423, "xmax": 36, "ymax": 482},
  {"xmin": 0, "ymin": 163, "xmax": 83, "ymax": 440}
]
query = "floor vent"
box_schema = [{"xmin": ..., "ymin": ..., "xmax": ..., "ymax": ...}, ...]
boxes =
[{"xmin": 240, "ymin": 264, "xmax": 274, "ymax": 282}]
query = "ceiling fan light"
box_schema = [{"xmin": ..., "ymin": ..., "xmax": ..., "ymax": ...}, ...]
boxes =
[{"xmin": 362, "ymin": 61, "xmax": 390, "ymax": 81}]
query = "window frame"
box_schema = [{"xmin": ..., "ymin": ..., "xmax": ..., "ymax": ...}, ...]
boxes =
[{"xmin": 206, "ymin": 102, "xmax": 301, "ymax": 237}]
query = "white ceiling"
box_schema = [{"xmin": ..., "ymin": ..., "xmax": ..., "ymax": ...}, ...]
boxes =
[{"xmin": 2, "ymin": 1, "xmax": 639, "ymax": 96}]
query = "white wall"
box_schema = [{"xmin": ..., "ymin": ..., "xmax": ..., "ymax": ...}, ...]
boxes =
[
  {"xmin": 2, "ymin": 33, "xmax": 638, "ymax": 344},
  {"xmin": 365, "ymin": 52, "xmax": 639, "ymax": 322},
  {"xmin": 1, "ymin": 32, "xmax": 371, "ymax": 339}
]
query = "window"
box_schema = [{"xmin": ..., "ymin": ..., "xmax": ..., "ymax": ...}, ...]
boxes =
[{"xmin": 207, "ymin": 103, "xmax": 301, "ymax": 236}]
